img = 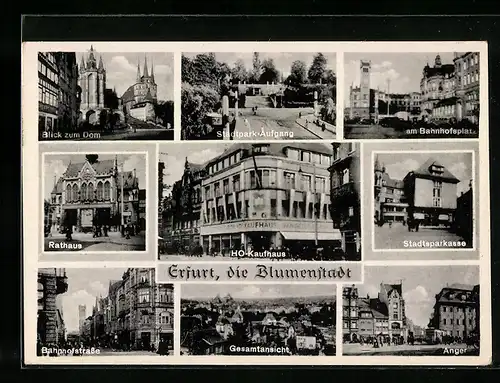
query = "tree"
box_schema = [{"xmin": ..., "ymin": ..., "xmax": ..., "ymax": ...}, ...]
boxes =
[
  {"xmin": 308, "ymin": 53, "xmax": 328, "ymax": 84},
  {"xmin": 259, "ymin": 58, "xmax": 280, "ymax": 84},
  {"xmin": 181, "ymin": 83, "xmax": 220, "ymax": 139},
  {"xmin": 323, "ymin": 69, "xmax": 336, "ymax": 86},
  {"xmin": 86, "ymin": 154, "xmax": 99, "ymax": 164},
  {"xmin": 250, "ymin": 52, "xmax": 261, "ymax": 83},
  {"xmin": 287, "ymin": 60, "xmax": 307, "ymax": 85},
  {"xmin": 154, "ymin": 100, "xmax": 174, "ymax": 128},
  {"xmin": 181, "ymin": 55, "xmax": 195, "ymax": 84},
  {"xmin": 231, "ymin": 59, "xmax": 249, "ymax": 84}
]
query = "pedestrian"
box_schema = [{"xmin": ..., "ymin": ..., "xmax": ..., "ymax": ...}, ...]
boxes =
[
  {"xmin": 103, "ymin": 225, "xmax": 108, "ymax": 237},
  {"xmin": 126, "ymin": 223, "xmax": 131, "ymax": 239}
]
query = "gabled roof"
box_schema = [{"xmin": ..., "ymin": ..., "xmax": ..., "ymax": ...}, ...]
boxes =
[
  {"xmin": 383, "ymin": 283, "xmax": 402, "ymax": 297},
  {"xmin": 382, "ymin": 173, "xmax": 404, "ymax": 189},
  {"xmin": 64, "ymin": 159, "xmax": 115, "ymax": 178},
  {"xmin": 411, "ymin": 158, "xmax": 460, "ymax": 183}
]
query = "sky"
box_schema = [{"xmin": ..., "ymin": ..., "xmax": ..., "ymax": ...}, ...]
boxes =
[
  {"xmin": 182, "ymin": 284, "xmax": 336, "ymax": 300},
  {"xmin": 75, "ymin": 49, "xmax": 174, "ymax": 101},
  {"xmin": 58, "ymin": 268, "xmax": 129, "ymax": 333},
  {"xmin": 376, "ymin": 152, "xmax": 473, "ymax": 196},
  {"xmin": 158, "ymin": 143, "xmax": 232, "ymax": 198},
  {"xmin": 44, "ymin": 154, "xmax": 146, "ymax": 200},
  {"xmin": 183, "ymin": 52, "xmax": 336, "ymax": 80},
  {"xmin": 357, "ymin": 266, "xmax": 479, "ymax": 328},
  {"xmin": 344, "ymin": 52, "xmax": 465, "ymax": 106}
]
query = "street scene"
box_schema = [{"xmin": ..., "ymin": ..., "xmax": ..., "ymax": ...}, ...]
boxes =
[
  {"xmin": 37, "ymin": 268, "xmax": 174, "ymax": 357},
  {"xmin": 181, "ymin": 52, "xmax": 336, "ymax": 140},
  {"xmin": 181, "ymin": 284, "xmax": 336, "ymax": 356},
  {"xmin": 342, "ymin": 266, "xmax": 480, "ymax": 356},
  {"xmin": 158, "ymin": 142, "xmax": 361, "ymax": 261},
  {"xmin": 373, "ymin": 151, "xmax": 474, "ymax": 250},
  {"xmin": 44, "ymin": 153, "xmax": 147, "ymax": 252},
  {"xmin": 344, "ymin": 52, "xmax": 479, "ymax": 139},
  {"xmin": 38, "ymin": 47, "xmax": 174, "ymax": 141}
]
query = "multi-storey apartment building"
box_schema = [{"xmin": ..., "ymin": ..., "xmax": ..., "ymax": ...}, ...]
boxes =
[
  {"xmin": 37, "ymin": 268, "xmax": 68, "ymax": 346},
  {"xmin": 429, "ymin": 283, "xmax": 479, "ymax": 339},
  {"xmin": 329, "ymin": 142, "xmax": 361, "ymax": 258},
  {"xmin": 199, "ymin": 143, "xmax": 338, "ymax": 254},
  {"xmin": 87, "ymin": 268, "xmax": 174, "ymax": 350}
]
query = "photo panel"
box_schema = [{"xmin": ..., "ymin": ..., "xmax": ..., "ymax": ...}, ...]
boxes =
[
  {"xmin": 342, "ymin": 265, "xmax": 480, "ymax": 357},
  {"xmin": 343, "ymin": 52, "xmax": 480, "ymax": 140},
  {"xmin": 39, "ymin": 142, "xmax": 157, "ymax": 261},
  {"xmin": 157, "ymin": 141, "xmax": 361, "ymax": 262},
  {"xmin": 181, "ymin": 52, "xmax": 337, "ymax": 141},
  {"xmin": 180, "ymin": 284, "xmax": 336, "ymax": 356},
  {"xmin": 362, "ymin": 141, "xmax": 479, "ymax": 260},
  {"xmin": 36, "ymin": 267, "xmax": 175, "ymax": 357},
  {"xmin": 38, "ymin": 47, "xmax": 174, "ymax": 141}
]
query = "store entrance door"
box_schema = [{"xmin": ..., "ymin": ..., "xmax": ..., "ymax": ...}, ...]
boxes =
[{"xmin": 247, "ymin": 232, "xmax": 272, "ymax": 251}]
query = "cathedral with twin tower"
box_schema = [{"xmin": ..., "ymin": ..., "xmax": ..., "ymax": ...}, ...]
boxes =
[{"xmin": 78, "ymin": 46, "xmax": 158, "ymax": 125}]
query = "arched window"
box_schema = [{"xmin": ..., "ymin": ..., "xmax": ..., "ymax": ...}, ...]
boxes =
[
  {"xmin": 72, "ymin": 184, "xmax": 79, "ymax": 202},
  {"xmin": 81, "ymin": 183, "xmax": 87, "ymax": 200},
  {"xmin": 97, "ymin": 182, "xmax": 103, "ymax": 200},
  {"xmin": 88, "ymin": 183, "xmax": 94, "ymax": 200},
  {"xmin": 104, "ymin": 181, "xmax": 111, "ymax": 200},
  {"xmin": 66, "ymin": 184, "xmax": 72, "ymax": 202}
]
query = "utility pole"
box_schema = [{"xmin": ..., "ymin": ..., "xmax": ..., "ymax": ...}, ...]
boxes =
[{"xmin": 120, "ymin": 163, "xmax": 125, "ymax": 228}]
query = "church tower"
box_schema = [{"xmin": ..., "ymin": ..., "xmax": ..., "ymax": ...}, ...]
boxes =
[
  {"xmin": 78, "ymin": 45, "xmax": 106, "ymax": 124},
  {"xmin": 78, "ymin": 304, "xmax": 86, "ymax": 334},
  {"xmin": 360, "ymin": 60, "xmax": 371, "ymax": 118}
]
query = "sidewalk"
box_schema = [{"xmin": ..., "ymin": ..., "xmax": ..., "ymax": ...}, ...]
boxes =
[
  {"xmin": 295, "ymin": 114, "xmax": 336, "ymax": 138},
  {"xmin": 48, "ymin": 231, "xmax": 146, "ymax": 246}
]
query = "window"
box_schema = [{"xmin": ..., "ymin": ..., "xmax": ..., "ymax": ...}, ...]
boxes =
[
  {"xmin": 97, "ymin": 182, "xmax": 103, "ymax": 200},
  {"xmin": 205, "ymin": 186, "xmax": 211, "ymax": 199},
  {"xmin": 160, "ymin": 312, "xmax": 171, "ymax": 324},
  {"xmin": 315, "ymin": 177, "xmax": 326, "ymax": 193},
  {"xmin": 81, "ymin": 183, "xmax": 87, "ymax": 200},
  {"xmin": 284, "ymin": 172, "xmax": 295, "ymax": 189},
  {"xmin": 302, "ymin": 174, "xmax": 312, "ymax": 191},
  {"xmin": 104, "ymin": 181, "xmax": 111, "ymax": 200},
  {"xmin": 223, "ymin": 179, "xmax": 230, "ymax": 194},
  {"xmin": 66, "ymin": 184, "xmax": 72, "ymax": 202},
  {"xmin": 253, "ymin": 145, "xmax": 269, "ymax": 153},
  {"xmin": 433, "ymin": 181, "xmax": 442, "ymax": 207},
  {"xmin": 287, "ymin": 149, "xmax": 300, "ymax": 161},
  {"xmin": 342, "ymin": 168, "xmax": 350, "ymax": 185},
  {"xmin": 312, "ymin": 153, "xmax": 320, "ymax": 164},
  {"xmin": 138, "ymin": 290, "xmax": 150, "ymax": 303},
  {"xmin": 140, "ymin": 273, "xmax": 149, "ymax": 283},
  {"xmin": 232, "ymin": 175, "xmax": 240, "ymax": 192},
  {"xmin": 302, "ymin": 151, "xmax": 311, "ymax": 162},
  {"xmin": 72, "ymin": 184, "xmax": 79, "ymax": 201},
  {"xmin": 269, "ymin": 170, "xmax": 277, "ymax": 187},
  {"xmin": 214, "ymin": 182, "xmax": 221, "ymax": 197},
  {"xmin": 223, "ymin": 157, "xmax": 229, "ymax": 168}
]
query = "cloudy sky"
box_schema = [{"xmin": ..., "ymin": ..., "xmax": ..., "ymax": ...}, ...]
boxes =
[
  {"xmin": 184, "ymin": 52, "xmax": 336, "ymax": 80},
  {"xmin": 344, "ymin": 52, "xmax": 464, "ymax": 106},
  {"xmin": 358, "ymin": 266, "xmax": 479, "ymax": 328},
  {"xmin": 159, "ymin": 143, "xmax": 232, "ymax": 199},
  {"xmin": 44, "ymin": 153, "xmax": 146, "ymax": 200},
  {"xmin": 76, "ymin": 49, "xmax": 173, "ymax": 101},
  {"xmin": 376, "ymin": 151, "xmax": 473, "ymax": 196},
  {"xmin": 58, "ymin": 268, "xmax": 128, "ymax": 333},
  {"xmin": 182, "ymin": 284, "xmax": 336, "ymax": 300}
]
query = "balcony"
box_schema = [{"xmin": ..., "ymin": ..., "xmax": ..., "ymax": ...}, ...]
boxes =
[
  {"xmin": 156, "ymin": 301, "xmax": 174, "ymax": 309},
  {"xmin": 331, "ymin": 182, "xmax": 357, "ymax": 203}
]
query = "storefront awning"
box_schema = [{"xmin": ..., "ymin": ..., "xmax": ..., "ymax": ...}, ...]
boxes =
[{"xmin": 280, "ymin": 231, "xmax": 341, "ymax": 241}]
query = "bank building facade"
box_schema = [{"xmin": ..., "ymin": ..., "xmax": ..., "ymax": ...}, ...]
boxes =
[
  {"xmin": 197, "ymin": 143, "xmax": 340, "ymax": 254},
  {"xmin": 50, "ymin": 156, "xmax": 144, "ymax": 232}
]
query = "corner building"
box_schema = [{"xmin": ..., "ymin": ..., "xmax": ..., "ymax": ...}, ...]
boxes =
[{"xmin": 199, "ymin": 143, "xmax": 340, "ymax": 254}]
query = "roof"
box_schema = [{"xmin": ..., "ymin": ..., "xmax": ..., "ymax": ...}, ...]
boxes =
[
  {"xmin": 195, "ymin": 329, "xmax": 226, "ymax": 346},
  {"xmin": 108, "ymin": 280, "xmax": 123, "ymax": 295},
  {"xmin": 116, "ymin": 171, "xmax": 139, "ymax": 189},
  {"xmin": 448, "ymin": 283, "xmax": 475, "ymax": 291},
  {"xmin": 64, "ymin": 159, "xmax": 115, "ymax": 178},
  {"xmin": 51, "ymin": 177, "xmax": 64, "ymax": 194},
  {"xmin": 411, "ymin": 158, "xmax": 460, "ymax": 183},
  {"xmin": 122, "ymin": 85, "xmax": 136, "ymax": 103},
  {"xmin": 423, "ymin": 63, "xmax": 455, "ymax": 79},
  {"xmin": 383, "ymin": 283, "xmax": 402, "ymax": 297},
  {"xmin": 205, "ymin": 142, "xmax": 332, "ymax": 167},
  {"xmin": 382, "ymin": 173, "xmax": 404, "ymax": 189}
]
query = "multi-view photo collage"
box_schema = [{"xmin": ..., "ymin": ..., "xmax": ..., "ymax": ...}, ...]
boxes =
[{"xmin": 24, "ymin": 41, "xmax": 489, "ymax": 365}]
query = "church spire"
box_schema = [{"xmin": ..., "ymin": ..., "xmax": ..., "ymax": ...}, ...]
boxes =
[
  {"xmin": 136, "ymin": 58, "xmax": 141, "ymax": 82},
  {"xmin": 80, "ymin": 55, "xmax": 85, "ymax": 72},
  {"xmin": 151, "ymin": 58, "xmax": 155, "ymax": 82},
  {"xmin": 98, "ymin": 55, "xmax": 104, "ymax": 71},
  {"xmin": 143, "ymin": 55, "xmax": 149, "ymax": 77}
]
